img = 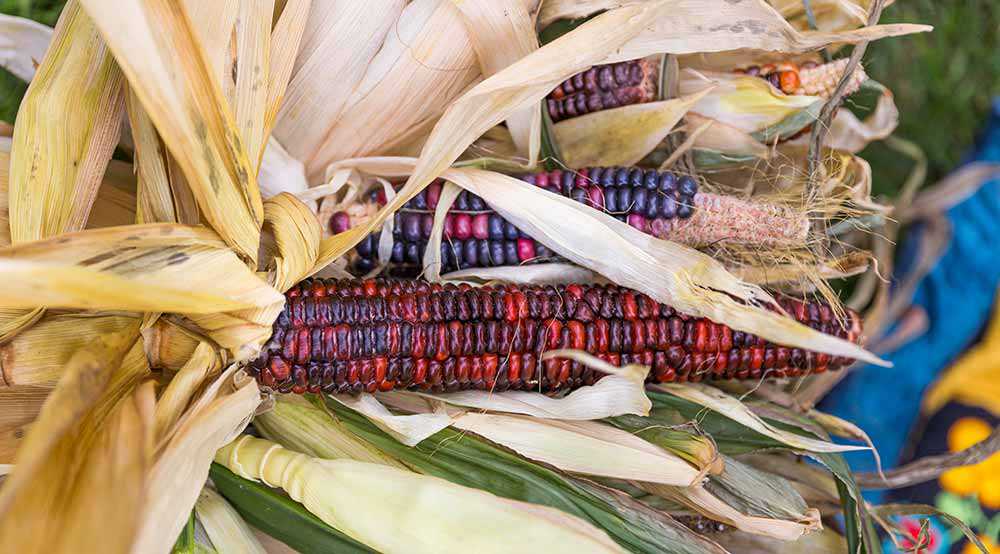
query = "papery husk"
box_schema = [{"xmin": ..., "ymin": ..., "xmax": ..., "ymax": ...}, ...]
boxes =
[
  {"xmin": 554, "ymin": 89, "xmax": 712, "ymax": 168},
  {"xmin": 453, "ymin": 0, "xmax": 540, "ymax": 163},
  {"xmin": 769, "ymin": 0, "xmax": 876, "ymax": 32},
  {"xmin": 730, "ymin": 252, "xmax": 871, "ymax": 286},
  {"xmin": 195, "ymin": 487, "xmax": 268, "ymax": 554},
  {"xmin": 0, "ymin": 328, "xmax": 152, "ymax": 552},
  {"xmin": 329, "ymin": 392, "xmax": 451, "ymax": 447},
  {"xmin": 0, "ymin": 14, "xmax": 53, "ymax": 82},
  {"xmin": 824, "ymin": 85, "xmax": 899, "ymax": 153},
  {"xmin": 395, "ymin": 351, "xmax": 651, "ymax": 421},
  {"xmin": 326, "ymin": 158, "xmax": 881, "ymax": 365},
  {"xmin": 680, "ymin": 69, "xmax": 818, "ymax": 134},
  {"xmin": 0, "ymin": 224, "xmax": 282, "ymax": 313},
  {"xmin": 449, "ymin": 414, "xmax": 702, "ymax": 486},
  {"xmin": 259, "ymin": 137, "xmax": 309, "ymax": 201},
  {"xmin": 8, "ymin": 0, "xmax": 123, "ymax": 244},
  {"xmin": 127, "ymin": 86, "xmax": 179, "ymax": 224},
  {"xmin": 255, "ymin": 394, "xmax": 407, "ymax": 469},
  {"xmin": 264, "ymin": 0, "xmax": 311, "ymax": 135},
  {"xmin": 144, "ymin": 317, "xmax": 203, "ymax": 373},
  {"xmin": 440, "ymin": 263, "xmax": 599, "ymax": 285},
  {"xmin": 153, "ymin": 342, "xmax": 220, "ymax": 440},
  {"xmin": 654, "ymin": 384, "xmax": 867, "ymax": 454},
  {"xmin": 641, "ymin": 482, "xmax": 821, "ymax": 541},
  {"xmin": 0, "ymin": 313, "xmax": 141, "ymax": 387},
  {"xmin": 0, "ymin": 385, "xmax": 50, "ymax": 463},
  {"xmin": 79, "ymin": 0, "xmax": 264, "ymax": 263},
  {"xmin": 218, "ymin": 435, "xmax": 626, "ymax": 554},
  {"xmin": 131, "ymin": 368, "xmax": 260, "ymax": 554},
  {"xmin": 88, "ymin": 160, "xmax": 140, "ymax": 228}
]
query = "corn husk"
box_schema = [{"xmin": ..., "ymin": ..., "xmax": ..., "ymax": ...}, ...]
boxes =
[
  {"xmin": 0, "ymin": 14, "xmax": 53, "ymax": 82},
  {"xmin": 769, "ymin": 0, "xmax": 877, "ymax": 32},
  {"xmin": 0, "ymin": 385, "xmax": 50, "ymax": 463},
  {"xmin": 0, "ymin": 328, "xmax": 152, "ymax": 552},
  {"xmin": 686, "ymin": 113, "xmax": 770, "ymax": 159},
  {"xmin": 127, "ymin": 86, "xmax": 179, "ymax": 224},
  {"xmin": 218, "ymin": 435, "xmax": 625, "ymax": 554},
  {"xmin": 264, "ymin": 0, "xmax": 311, "ymax": 135},
  {"xmin": 555, "ymin": 90, "xmax": 712, "ymax": 168},
  {"xmin": 195, "ymin": 487, "xmax": 268, "ymax": 554},
  {"xmin": 681, "ymin": 69, "xmax": 819, "ymax": 134},
  {"xmin": 153, "ymin": 342, "xmax": 221, "ymax": 440},
  {"xmin": 824, "ymin": 84, "xmax": 899, "ymax": 153},
  {"xmin": 452, "ymin": 0, "xmax": 541, "ymax": 163},
  {"xmin": 8, "ymin": 0, "xmax": 123, "ymax": 244},
  {"xmin": 329, "ymin": 392, "xmax": 451, "ymax": 447},
  {"xmin": 79, "ymin": 0, "xmax": 264, "ymax": 263}
]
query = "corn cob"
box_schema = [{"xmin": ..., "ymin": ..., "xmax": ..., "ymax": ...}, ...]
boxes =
[
  {"xmin": 546, "ymin": 59, "xmax": 659, "ymax": 122},
  {"xmin": 735, "ymin": 59, "xmax": 867, "ymax": 98},
  {"xmin": 249, "ymin": 278, "xmax": 861, "ymax": 395},
  {"xmin": 547, "ymin": 59, "xmax": 865, "ymax": 123},
  {"xmin": 331, "ymin": 166, "xmax": 808, "ymax": 274}
]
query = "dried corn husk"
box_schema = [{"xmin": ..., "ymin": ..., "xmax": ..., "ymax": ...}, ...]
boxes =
[
  {"xmin": 0, "ymin": 14, "xmax": 53, "ymax": 82},
  {"xmin": 554, "ymin": 89, "xmax": 712, "ymax": 168},
  {"xmin": 264, "ymin": 0, "xmax": 311, "ymax": 134},
  {"xmin": 453, "ymin": 0, "xmax": 540, "ymax": 163},
  {"xmin": 769, "ymin": 0, "xmax": 877, "ymax": 32},
  {"xmin": 153, "ymin": 342, "xmax": 221, "ymax": 440},
  {"xmin": 680, "ymin": 69, "xmax": 819, "ymax": 134},
  {"xmin": 0, "ymin": 385, "xmax": 50, "ymax": 463},
  {"xmin": 8, "ymin": 0, "xmax": 123, "ymax": 244},
  {"xmin": 79, "ymin": 0, "xmax": 264, "ymax": 263},
  {"xmin": 217, "ymin": 435, "xmax": 626, "ymax": 554},
  {"xmin": 195, "ymin": 487, "xmax": 268, "ymax": 554}
]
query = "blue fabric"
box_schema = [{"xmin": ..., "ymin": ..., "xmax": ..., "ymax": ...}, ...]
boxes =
[{"xmin": 819, "ymin": 99, "xmax": 1000, "ymax": 482}]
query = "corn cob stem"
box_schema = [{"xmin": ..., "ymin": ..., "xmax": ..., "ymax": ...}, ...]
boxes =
[
  {"xmin": 249, "ymin": 278, "xmax": 861, "ymax": 395},
  {"xmin": 331, "ymin": 166, "xmax": 808, "ymax": 274}
]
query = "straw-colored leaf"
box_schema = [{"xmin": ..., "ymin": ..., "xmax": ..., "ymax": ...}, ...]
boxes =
[
  {"xmin": 0, "ymin": 14, "xmax": 53, "ymax": 82},
  {"xmin": 770, "ymin": 0, "xmax": 873, "ymax": 32},
  {"xmin": 555, "ymin": 90, "xmax": 711, "ymax": 168},
  {"xmin": 0, "ymin": 224, "xmax": 283, "ymax": 313},
  {"xmin": 264, "ymin": 0, "xmax": 311, "ymax": 135},
  {"xmin": 80, "ymin": 0, "xmax": 264, "ymax": 263},
  {"xmin": 610, "ymin": 0, "xmax": 930, "ymax": 61},
  {"xmin": 655, "ymin": 383, "xmax": 869, "ymax": 453},
  {"xmin": 8, "ymin": 0, "xmax": 124, "ymax": 244},
  {"xmin": 330, "ymin": 392, "xmax": 451, "ymax": 447},
  {"xmin": 642, "ymin": 482, "xmax": 821, "ymax": 541},
  {"xmin": 825, "ymin": 85, "xmax": 899, "ymax": 153},
  {"xmin": 153, "ymin": 341, "xmax": 221, "ymax": 441},
  {"xmin": 0, "ymin": 327, "xmax": 151, "ymax": 552},
  {"xmin": 259, "ymin": 137, "xmax": 309, "ymax": 201},
  {"xmin": 0, "ymin": 144, "xmax": 12, "ymax": 246},
  {"xmin": 230, "ymin": 0, "xmax": 274, "ymax": 168},
  {"xmin": 0, "ymin": 385, "xmax": 49, "ymax": 463},
  {"xmin": 87, "ymin": 160, "xmax": 141, "ymax": 228},
  {"xmin": 681, "ymin": 69, "xmax": 818, "ymax": 133},
  {"xmin": 451, "ymin": 414, "xmax": 702, "ymax": 486},
  {"xmin": 217, "ymin": 435, "xmax": 626, "ymax": 554},
  {"xmin": 262, "ymin": 193, "xmax": 320, "ymax": 292},
  {"xmin": 452, "ymin": 0, "xmax": 540, "ymax": 163},
  {"xmin": 127, "ymin": 87, "xmax": 178, "ymax": 224},
  {"xmin": 195, "ymin": 487, "xmax": 268, "ymax": 554},
  {"xmin": 0, "ymin": 313, "xmax": 140, "ymax": 387},
  {"xmin": 132, "ymin": 369, "xmax": 260, "ymax": 554},
  {"xmin": 440, "ymin": 263, "xmax": 598, "ymax": 285},
  {"xmin": 687, "ymin": 113, "xmax": 769, "ymax": 158}
]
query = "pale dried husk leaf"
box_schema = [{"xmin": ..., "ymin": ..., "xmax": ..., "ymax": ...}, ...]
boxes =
[
  {"xmin": 153, "ymin": 341, "xmax": 220, "ymax": 441},
  {"xmin": 127, "ymin": 87, "xmax": 178, "ymax": 224},
  {"xmin": 769, "ymin": 0, "xmax": 876, "ymax": 32},
  {"xmin": 680, "ymin": 69, "xmax": 818, "ymax": 134},
  {"xmin": 440, "ymin": 263, "xmax": 599, "ymax": 286},
  {"xmin": 217, "ymin": 435, "xmax": 625, "ymax": 553},
  {"xmin": 329, "ymin": 392, "xmax": 451, "ymax": 447},
  {"xmin": 264, "ymin": 0, "xmax": 312, "ymax": 135},
  {"xmin": 0, "ymin": 385, "xmax": 49, "ymax": 463},
  {"xmin": 8, "ymin": 0, "xmax": 123, "ymax": 244},
  {"xmin": 80, "ymin": 0, "xmax": 264, "ymax": 263},
  {"xmin": 555, "ymin": 89, "xmax": 712, "ymax": 168},
  {"xmin": 132, "ymin": 368, "xmax": 260, "ymax": 554},
  {"xmin": 259, "ymin": 137, "xmax": 309, "ymax": 201},
  {"xmin": 195, "ymin": 487, "xmax": 268, "ymax": 554},
  {"xmin": 453, "ymin": 0, "xmax": 540, "ymax": 163},
  {"xmin": 824, "ymin": 86, "xmax": 899, "ymax": 153},
  {"xmin": 0, "ymin": 224, "xmax": 282, "ymax": 313},
  {"xmin": 0, "ymin": 13, "xmax": 53, "ymax": 82}
]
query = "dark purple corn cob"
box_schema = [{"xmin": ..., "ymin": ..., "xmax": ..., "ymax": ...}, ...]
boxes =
[
  {"xmin": 546, "ymin": 59, "xmax": 659, "ymax": 122},
  {"xmin": 333, "ymin": 166, "xmax": 701, "ymax": 274},
  {"xmin": 249, "ymin": 278, "xmax": 862, "ymax": 395}
]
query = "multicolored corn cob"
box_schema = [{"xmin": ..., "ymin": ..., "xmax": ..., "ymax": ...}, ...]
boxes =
[
  {"xmin": 249, "ymin": 278, "xmax": 862, "ymax": 395},
  {"xmin": 735, "ymin": 58, "xmax": 867, "ymax": 98},
  {"xmin": 546, "ymin": 59, "xmax": 659, "ymax": 123},
  {"xmin": 331, "ymin": 166, "xmax": 808, "ymax": 274},
  {"xmin": 547, "ymin": 59, "xmax": 866, "ymax": 123}
]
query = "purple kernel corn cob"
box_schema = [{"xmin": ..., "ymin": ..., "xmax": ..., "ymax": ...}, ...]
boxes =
[
  {"xmin": 332, "ymin": 166, "xmax": 807, "ymax": 274},
  {"xmin": 546, "ymin": 59, "xmax": 658, "ymax": 122},
  {"xmin": 249, "ymin": 278, "xmax": 862, "ymax": 395}
]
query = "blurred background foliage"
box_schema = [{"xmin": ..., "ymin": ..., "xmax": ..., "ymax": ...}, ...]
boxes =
[{"xmin": 1, "ymin": 0, "xmax": 998, "ymax": 194}]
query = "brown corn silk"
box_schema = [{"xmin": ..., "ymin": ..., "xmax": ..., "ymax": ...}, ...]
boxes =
[{"xmin": 249, "ymin": 278, "xmax": 861, "ymax": 394}]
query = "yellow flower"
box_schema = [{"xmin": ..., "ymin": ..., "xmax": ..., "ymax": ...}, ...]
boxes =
[
  {"xmin": 939, "ymin": 417, "xmax": 1000, "ymax": 500},
  {"xmin": 960, "ymin": 535, "xmax": 998, "ymax": 554},
  {"xmin": 948, "ymin": 417, "xmax": 993, "ymax": 452},
  {"xmin": 940, "ymin": 466, "xmax": 980, "ymax": 497}
]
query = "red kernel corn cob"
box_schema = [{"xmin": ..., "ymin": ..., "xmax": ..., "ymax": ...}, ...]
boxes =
[
  {"xmin": 333, "ymin": 166, "xmax": 807, "ymax": 274},
  {"xmin": 250, "ymin": 278, "xmax": 862, "ymax": 395}
]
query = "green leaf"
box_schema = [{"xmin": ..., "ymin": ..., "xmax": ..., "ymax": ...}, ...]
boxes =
[
  {"xmin": 751, "ymin": 99, "xmax": 824, "ymax": 143},
  {"xmin": 209, "ymin": 463, "xmax": 374, "ymax": 554},
  {"xmin": 539, "ymin": 104, "xmax": 564, "ymax": 171}
]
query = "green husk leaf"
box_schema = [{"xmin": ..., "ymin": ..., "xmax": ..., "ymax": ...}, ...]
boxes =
[{"xmin": 210, "ymin": 463, "xmax": 374, "ymax": 554}]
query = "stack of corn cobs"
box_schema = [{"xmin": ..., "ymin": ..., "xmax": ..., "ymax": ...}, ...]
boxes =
[{"xmin": 0, "ymin": 2, "xmax": 933, "ymax": 554}]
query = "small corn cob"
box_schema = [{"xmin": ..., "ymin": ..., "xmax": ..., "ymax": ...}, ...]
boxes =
[
  {"xmin": 332, "ymin": 166, "xmax": 808, "ymax": 274},
  {"xmin": 548, "ymin": 59, "xmax": 865, "ymax": 123},
  {"xmin": 546, "ymin": 59, "xmax": 659, "ymax": 122},
  {"xmin": 249, "ymin": 278, "xmax": 861, "ymax": 395},
  {"xmin": 735, "ymin": 59, "xmax": 867, "ymax": 98}
]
